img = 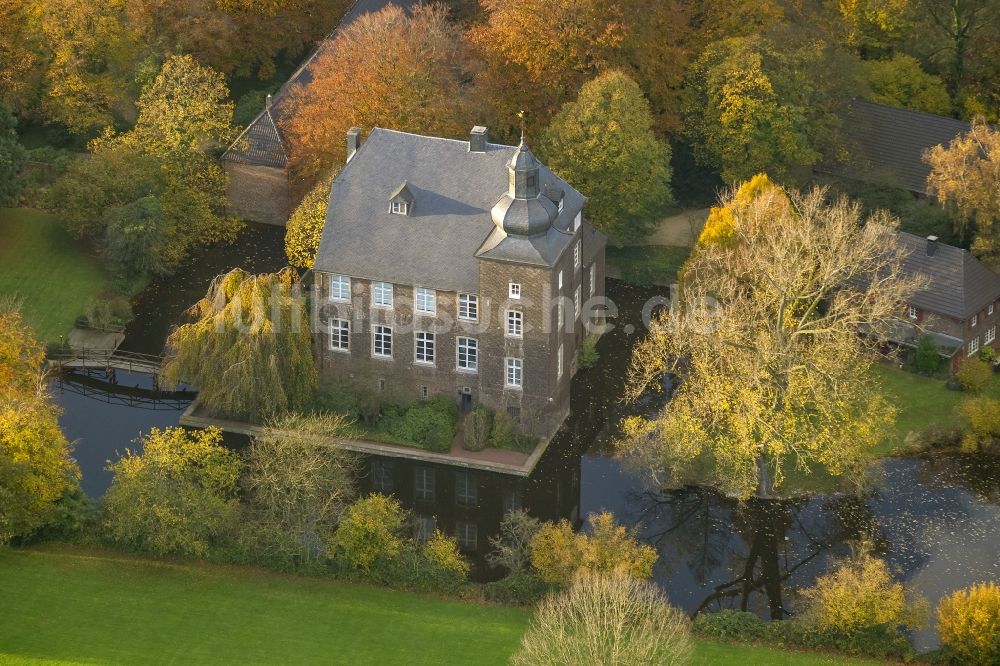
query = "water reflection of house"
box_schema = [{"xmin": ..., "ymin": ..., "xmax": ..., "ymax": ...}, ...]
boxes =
[
  {"xmin": 892, "ymin": 233, "xmax": 1000, "ymax": 371},
  {"xmin": 358, "ymin": 453, "xmax": 580, "ymax": 568}
]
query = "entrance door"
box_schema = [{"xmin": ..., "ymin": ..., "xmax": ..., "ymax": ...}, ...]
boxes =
[{"xmin": 460, "ymin": 391, "xmax": 473, "ymax": 413}]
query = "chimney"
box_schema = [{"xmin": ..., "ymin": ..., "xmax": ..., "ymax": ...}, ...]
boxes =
[
  {"xmin": 346, "ymin": 127, "xmax": 361, "ymax": 163},
  {"xmin": 469, "ymin": 126, "xmax": 488, "ymax": 153},
  {"xmin": 926, "ymin": 235, "xmax": 938, "ymax": 256},
  {"xmin": 265, "ymin": 94, "xmax": 272, "ymax": 110}
]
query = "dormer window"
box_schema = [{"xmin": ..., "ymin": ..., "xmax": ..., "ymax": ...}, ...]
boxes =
[
  {"xmin": 557, "ymin": 197, "xmax": 564, "ymax": 213},
  {"xmin": 389, "ymin": 181, "xmax": 414, "ymax": 216}
]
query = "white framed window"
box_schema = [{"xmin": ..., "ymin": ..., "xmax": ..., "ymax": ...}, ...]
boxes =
[
  {"xmin": 557, "ymin": 343, "xmax": 563, "ymax": 379},
  {"xmin": 372, "ymin": 459, "xmax": 393, "ymax": 493},
  {"xmin": 415, "ymin": 331, "xmax": 435, "ymax": 364},
  {"xmin": 574, "ymin": 286, "xmax": 581, "ymax": 320},
  {"xmin": 506, "ymin": 310, "xmax": 523, "ymax": 337},
  {"xmin": 574, "ymin": 241, "xmax": 580, "ymax": 269},
  {"xmin": 968, "ymin": 337, "xmax": 980, "ymax": 355},
  {"xmin": 330, "ymin": 274, "xmax": 351, "ymax": 301},
  {"xmin": 557, "ymin": 270, "xmax": 563, "ymax": 290},
  {"xmin": 373, "ymin": 281, "xmax": 393, "ymax": 307},
  {"xmin": 573, "ymin": 211, "xmax": 581, "ymax": 231},
  {"xmin": 589, "ymin": 264, "xmax": 596, "ymax": 297},
  {"xmin": 557, "ymin": 301, "xmax": 564, "ymax": 332},
  {"xmin": 990, "ymin": 304, "xmax": 995, "ymax": 316},
  {"xmin": 972, "ymin": 314, "xmax": 978, "ymax": 327},
  {"xmin": 557, "ymin": 196, "xmax": 564, "ymax": 213},
  {"xmin": 420, "ymin": 385, "xmax": 429, "ymax": 398},
  {"xmin": 329, "ymin": 319, "xmax": 350, "ymax": 352},
  {"xmin": 986, "ymin": 326, "xmax": 996, "ymax": 345},
  {"xmin": 455, "ymin": 472, "xmax": 477, "ymax": 507},
  {"xmin": 458, "ymin": 293, "xmax": 478, "ymax": 321},
  {"xmin": 415, "ymin": 287, "xmax": 435, "ymax": 314},
  {"xmin": 373, "ymin": 325, "xmax": 392, "ymax": 358},
  {"xmin": 506, "ymin": 357, "xmax": 523, "ymax": 388},
  {"xmin": 415, "ymin": 467, "xmax": 435, "ymax": 501},
  {"xmin": 509, "ymin": 282, "xmax": 521, "ymax": 299},
  {"xmin": 908, "ymin": 305, "xmax": 918, "ymax": 320},
  {"xmin": 456, "ymin": 520, "xmax": 477, "ymax": 551},
  {"xmin": 457, "ymin": 337, "xmax": 478, "ymax": 372},
  {"xmin": 390, "ymin": 201, "xmax": 407, "ymax": 215}
]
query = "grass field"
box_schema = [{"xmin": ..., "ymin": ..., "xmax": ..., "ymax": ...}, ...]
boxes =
[
  {"xmin": 0, "ymin": 208, "xmax": 106, "ymax": 343},
  {"xmin": 606, "ymin": 244, "xmax": 690, "ymax": 285},
  {"xmin": 873, "ymin": 363, "xmax": 1000, "ymax": 454},
  {"xmin": 0, "ymin": 546, "xmax": 882, "ymax": 666}
]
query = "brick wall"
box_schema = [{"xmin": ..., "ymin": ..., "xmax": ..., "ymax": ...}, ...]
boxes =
[
  {"xmin": 223, "ymin": 161, "xmax": 291, "ymax": 226},
  {"xmin": 312, "ymin": 227, "xmax": 606, "ymax": 439}
]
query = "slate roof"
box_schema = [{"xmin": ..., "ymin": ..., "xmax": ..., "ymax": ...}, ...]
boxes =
[
  {"xmin": 842, "ymin": 100, "xmax": 969, "ymax": 194},
  {"xmin": 221, "ymin": 0, "xmax": 419, "ymax": 167},
  {"xmin": 314, "ymin": 128, "xmax": 587, "ymax": 293},
  {"xmin": 898, "ymin": 231, "xmax": 1000, "ymax": 319},
  {"xmin": 222, "ymin": 108, "xmax": 287, "ymax": 168}
]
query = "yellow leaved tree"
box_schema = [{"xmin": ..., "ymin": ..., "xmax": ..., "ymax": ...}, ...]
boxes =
[{"xmin": 622, "ymin": 178, "xmax": 923, "ymax": 498}]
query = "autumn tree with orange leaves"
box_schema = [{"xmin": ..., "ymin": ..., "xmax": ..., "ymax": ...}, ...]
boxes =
[{"xmin": 282, "ymin": 4, "xmax": 474, "ymax": 185}]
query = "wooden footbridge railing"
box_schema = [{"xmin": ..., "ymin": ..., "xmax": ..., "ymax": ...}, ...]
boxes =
[{"xmin": 48, "ymin": 348, "xmax": 165, "ymax": 377}]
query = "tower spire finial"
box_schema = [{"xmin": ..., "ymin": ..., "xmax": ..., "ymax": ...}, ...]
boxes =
[{"xmin": 518, "ymin": 110, "xmax": 525, "ymax": 144}]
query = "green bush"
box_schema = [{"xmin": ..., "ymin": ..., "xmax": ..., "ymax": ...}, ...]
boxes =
[
  {"xmin": 329, "ymin": 494, "xmax": 406, "ymax": 572},
  {"xmin": 463, "ymin": 405, "xmax": 493, "ymax": 451},
  {"xmin": 309, "ymin": 381, "xmax": 382, "ymax": 427},
  {"xmin": 576, "ymin": 334, "xmax": 600, "ymax": 369},
  {"xmin": 956, "ymin": 357, "xmax": 993, "ymax": 393},
  {"xmin": 387, "ymin": 404, "xmax": 455, "ymax": 452},
  {"xmin": 914, "ymin": 334, "xmax": 942, "ymax": 375},
  {"xmin": 693, "ymin": 610, "xmax": 766, "ymax": 642},
  {"xmin": 483, "ymin": 571, "xmax": 551, "ymax": 606},
  {"xmin": 490, "ymin": 412, "xmax": 517, "ymax": 449},
  {"xmin": 80, "ymin": 295, "xmax": 133, "ymax": 331}
]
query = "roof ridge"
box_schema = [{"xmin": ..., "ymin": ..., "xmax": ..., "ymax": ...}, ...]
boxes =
[{"xmin": 370, "ymin": 126, "xmax": 516, "ymax": 149}]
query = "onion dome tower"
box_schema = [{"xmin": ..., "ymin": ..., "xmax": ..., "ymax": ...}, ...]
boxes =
[{"xmin": 491, "ymin": 131, "xmax": 557, "ymax": 237}]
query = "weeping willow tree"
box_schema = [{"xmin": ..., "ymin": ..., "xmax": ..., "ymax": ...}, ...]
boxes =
[{"xmin": 163, "ymin": 268, "xmax": 315, "ymax": 422}]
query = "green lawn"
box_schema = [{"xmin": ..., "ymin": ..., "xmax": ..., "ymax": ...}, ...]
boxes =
[
  {"xmin": 0, "ymin": 208, "xmax": 107, "ymax": 343},
  {"xmin": 873, "ymin": 363, "xmax": 1000, "ymax": 454},
  {"xmin": 606, "ymin": 244, "xmax": 690, "ymax": 285},
  {"xmin": 0, "ymin": 546, "xmax": 883, "ymax": 665}
]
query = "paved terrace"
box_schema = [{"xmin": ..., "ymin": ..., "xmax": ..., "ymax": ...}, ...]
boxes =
[{"xmin": 180, "ymin": 400, "xmax": 550, "ymax": 477}]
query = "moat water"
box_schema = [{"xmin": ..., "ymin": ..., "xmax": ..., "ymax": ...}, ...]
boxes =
[{"xmin": 52, "ymin": 223, "xmax": 1000, "ymax": 651}]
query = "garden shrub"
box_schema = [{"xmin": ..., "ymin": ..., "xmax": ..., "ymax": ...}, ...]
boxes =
[
  {"xmin": 463, "ymin": 405, "xmax": 493, "ymax": 451},
  {"xmin": 956, "ymin": 357, "xmax": 993, "ymax": 393},
  {"xmin": 937, "ymin": 582, "xmax": 1000, "ymax": 665},
  {"xmin": 577, "ymin": 334, "xmax": 600, "ymax": 369},
  {"xmin": 483, "ymin": 571, "xmax": 551, "ymax": 606},
  {"xmin": 512, "ymin": 571, "xmax": 693, "ymax": 666},
  {"xmin": 102, "ymin": 427, "xmax": 242, "ymax": 559},
  {"xmin": 490, "ymin": 412, "xmax": 517, "ymax": 450},
  {"xmin": 386, "ymin": 403, "xmax": 455, "ymax": 452},
  {"xmin": 329, "ymin": 494, "xmax": 406, "ymax": 572},
  {"xmin": 956, "ymin": 397, "xmax": 1000, "ymax": 453},
  {"xmin": 914, "ymin": 334, "xmax": 942, "ymax": 375},
  {"xmin": 530, "ymin": 519, "xmax": 583, "ymax": 585},
  {"xmin": 763, "ymin": 621, "xmax": 914, "ymax": 660},
  {"xmin": 693, "ymin": 610, "xmax": 766, "ymax": 642},
  {"xmin": 310, "ymin": 381, "xmax": 382, "ymax": 427},
  {"xmin": 529, "ymin": 512, "xmax": 657, "ymax": 586},
  {"xmin": 488, "ymin": 510, "xmax": 540, "ymax": 574},
  {"xmin": 799, "ymin": 549, "xmax": 927, "ymax": 635},
  {"xmin": 423, "ymin": 529, "xmax": 469, "ymax": 579},
  {"xmin": 580, "ymin": 512, "xmax": 657, "ymax": 580}
]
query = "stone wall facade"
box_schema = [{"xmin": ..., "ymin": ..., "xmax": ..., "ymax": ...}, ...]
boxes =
[{"xmin": 223, "ymin": 160, "xmax": 291, "ymax": 226}]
